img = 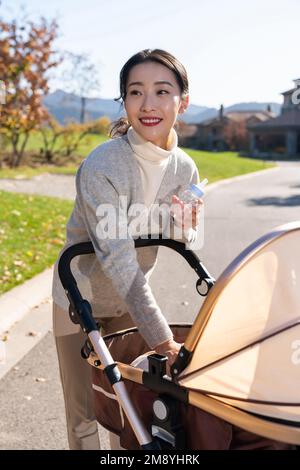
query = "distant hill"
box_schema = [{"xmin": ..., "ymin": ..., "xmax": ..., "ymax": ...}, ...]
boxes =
[
  {"xmin": 43, "ymin": 90, "xmax": 124, "ymax": 124},
  {"xmin": 43, "ymin": 89, "xmax": 281, "ymax": 125}
]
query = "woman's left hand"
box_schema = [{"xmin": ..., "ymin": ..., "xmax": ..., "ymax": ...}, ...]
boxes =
[{"xmin": 171, "ymin": 195, "xmax": 203, "ymax": 231}]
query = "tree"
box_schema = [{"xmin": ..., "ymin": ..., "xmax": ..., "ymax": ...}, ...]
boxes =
[
  {"xmin": 56, "ymin": 121, "xmax": 93, "ymax": 158},
  {"xmin": 223, "ymin": 120, "xmax": 249, "ymax": 151},
  {"xmin": 39, "ymin": 117, "xmax": 65, "ymax": 163},
  {"xmin": 38, "ymin": 116, "xmax": 111, "ymax": 164},
  {"xmin": 60, "ymin": 52, "xmax": 101, "ymax": 123},
  {"xmin": 0, "ymin": 15, "xmax": 60, "ymax": 167},
  {"xmin": 90, "ymin": 116, "xmax": 111, "ymax": 135}
]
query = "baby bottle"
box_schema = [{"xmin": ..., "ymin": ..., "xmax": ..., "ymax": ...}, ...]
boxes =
[{"xmin": 179, "ymin": 178, "xmax": 208, "ymax": 205}]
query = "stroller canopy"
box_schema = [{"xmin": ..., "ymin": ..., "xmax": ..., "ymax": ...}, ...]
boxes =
[{"xmin": 179, "ymin": 221, "xmax": 300, "ymax": 426}]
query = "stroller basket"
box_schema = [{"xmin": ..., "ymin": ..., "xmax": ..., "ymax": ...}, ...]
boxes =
[{"xmin": 58, "ymin": 225, "xmax": 300, "ymax": 449}]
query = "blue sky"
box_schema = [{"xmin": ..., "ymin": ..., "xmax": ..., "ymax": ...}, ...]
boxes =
[{"xmin": 2, "ymin": 0, "xmax": 300, "ymax": 108}]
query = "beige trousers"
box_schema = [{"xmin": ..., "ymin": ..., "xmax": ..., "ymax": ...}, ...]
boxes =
[{"xmin": 53, "ymin": 302, "xmax": 134, "ymax": 450}]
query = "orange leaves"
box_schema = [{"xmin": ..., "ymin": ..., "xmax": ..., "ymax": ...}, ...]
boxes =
[{"xmin": 0, "ymin": 16, "xmax": 60, "ymax": 166}]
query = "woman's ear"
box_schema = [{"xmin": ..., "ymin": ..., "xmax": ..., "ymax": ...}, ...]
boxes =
[{"xmin": 178, "ymin": 94, "xmax": 189, "ymax": 114}]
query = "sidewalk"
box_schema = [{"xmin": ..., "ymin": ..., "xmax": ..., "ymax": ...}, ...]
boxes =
[{"xmin": 0, "ymin": 269, "xmax": 53, "ymax": 379}]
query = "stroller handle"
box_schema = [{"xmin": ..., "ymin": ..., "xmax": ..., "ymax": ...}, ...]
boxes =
[{"xmin": 58, "ymin": 234, "xmax": 215, "ymax": 297}]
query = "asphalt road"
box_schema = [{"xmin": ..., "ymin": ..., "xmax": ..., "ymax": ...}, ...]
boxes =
[{"xmin": 0, "ymin": 162, "xmax": 299, "ymax": 449}]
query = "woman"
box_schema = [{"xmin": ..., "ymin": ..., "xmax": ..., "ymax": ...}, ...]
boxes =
[{"xmin": 52, "ymin": 49, "xmax": 202, "ymax": 450}]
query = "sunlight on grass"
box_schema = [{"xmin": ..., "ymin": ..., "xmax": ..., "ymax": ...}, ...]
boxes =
[
  {"xmin": 0, "ymin": 133, "xmax": 274, "ymax": 181},
  {"xmin": 0, "ymin": 190, "xmax": 73, "ymax": 294},
  {"xmin": 184, "ymin": 149, "xmax": 274, "ymax": 183}
]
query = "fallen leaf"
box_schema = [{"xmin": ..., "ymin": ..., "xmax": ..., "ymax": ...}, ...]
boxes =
[
  {"xmin": 11, "ymin": 210, "xmax": 21, "ymax": 216},
  {"xmin": 27, "ymin": 330, "xmax": 41, "ymax": 337},
  {"xmin": 1, "ymin": 334, "xmax": 9, "ymax": 342}
]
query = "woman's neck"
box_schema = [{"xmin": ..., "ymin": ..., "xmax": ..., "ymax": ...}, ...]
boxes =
[{"xmin": 127, "ymin": 126, "xmax": 178, "ymax": 163}]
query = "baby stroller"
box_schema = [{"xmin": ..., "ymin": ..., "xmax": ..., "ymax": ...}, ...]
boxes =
[{"xmin": 58, "ymin": 221, "xmax": 300, "ymax": 450}]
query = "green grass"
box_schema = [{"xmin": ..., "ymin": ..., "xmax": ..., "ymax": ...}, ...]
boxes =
[
  {"xmin": 0, "ymin": 190, "xmax": 73, "ymax": 295},
  {"xmin": 0, "ymin": 135, "xmax": 274, "ymax": 180},
  {"xmin": 0, "ymin": 131, "xmax": 108, "ymax": 179},
  {"xmin": 183, "ymin": 149, "xmax": 274, "ymax": 183},
  {"xmin": 23, "ymin": 130, "xmax": 108, "ymax": 155}
]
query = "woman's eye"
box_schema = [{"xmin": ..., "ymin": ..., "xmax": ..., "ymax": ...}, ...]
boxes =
[{"xmin": 129, "ymin": 89, "xmax": 169, "ymax": 96}]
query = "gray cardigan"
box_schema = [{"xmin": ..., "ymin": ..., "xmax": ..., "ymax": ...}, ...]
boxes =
[{"xmin": 52, "ymin": 134, "xmax": 199, "ymax": 348}]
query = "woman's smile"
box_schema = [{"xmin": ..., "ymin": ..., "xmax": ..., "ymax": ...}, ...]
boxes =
[{"xmin": 139, "ymin": 117, "xmax": 163, "ymax": 126}]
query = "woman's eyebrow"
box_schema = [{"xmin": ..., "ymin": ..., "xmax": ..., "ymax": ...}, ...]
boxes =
[{"xmin": 128, "ymin": 80, "xmax": 174, "ymax": 88}]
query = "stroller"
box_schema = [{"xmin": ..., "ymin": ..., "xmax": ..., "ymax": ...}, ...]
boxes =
[{"xmin": 58, "ymin": 221, "xmax": 300, "ymax": 450}]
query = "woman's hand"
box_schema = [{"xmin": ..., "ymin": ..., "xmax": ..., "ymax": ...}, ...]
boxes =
[
  {"xmin": 155, "ymin": 338, "xmax": 182, "ymax": 375},
  {"xmin": 171, "ymin": 195, "xmax": 203, "ymax": 231}
]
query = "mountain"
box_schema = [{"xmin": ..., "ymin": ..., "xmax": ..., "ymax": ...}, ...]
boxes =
[
  {"xmin": 43, "ymin": 90, "xmax": 124, "ymax": 124},
  {"xmin": 225, "ymin": 102, "xmax": 281, "ymax": 114},
  {"xmin": 43, "ymin": 90, "xmax": 281, "ymax": 125}
]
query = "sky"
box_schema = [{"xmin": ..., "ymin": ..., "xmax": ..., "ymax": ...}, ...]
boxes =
[{"xmin": 2, "ymin": 0, "xmax": 300, "ymax": 108}]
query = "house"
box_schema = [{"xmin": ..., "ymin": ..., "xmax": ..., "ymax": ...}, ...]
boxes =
[
  {"xmin": 178, "ymin": 105, "xmax": 274, "ymax": 151},
  {"xmin": 247, "ymin": 80, "xmax": 300, "ymax": 158}
]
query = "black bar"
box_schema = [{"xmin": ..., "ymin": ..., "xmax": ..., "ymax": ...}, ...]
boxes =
[
  {"xmin": 58, "ymin": 234, "xmax": 214, "ymax": 291},
  {"xmin": 57, "ymin": 235, "xmax": 214, "ymax": 337}
]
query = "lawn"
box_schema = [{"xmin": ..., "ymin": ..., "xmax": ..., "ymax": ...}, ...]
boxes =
[
  {"xmin": 184, "ymin": 148, "xmax": 273, "ymax": 183},
  {"xmin": 23, "ymin": 129, "xmax": 108, "ymax": 156},
  {"xmin": 0, "ymin": 190, "xmax": 73, "ymax": 295},
  {"xmin": 0, "ymin": 131, "xmax": 108, "ymax": 178},
  {"xmin": 0, "ymin": 132, "xmax": 274, "ymax": 180}
]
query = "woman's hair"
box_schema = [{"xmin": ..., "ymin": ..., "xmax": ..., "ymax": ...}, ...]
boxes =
[{"xmin": 109, "ymin": 49, "xmax": 189, "ymax": 138}]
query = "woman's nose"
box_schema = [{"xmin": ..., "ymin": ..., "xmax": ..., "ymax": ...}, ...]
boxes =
[{"xmin": 140, "ymin": 94, "xmax": 156, "ymax": 112}]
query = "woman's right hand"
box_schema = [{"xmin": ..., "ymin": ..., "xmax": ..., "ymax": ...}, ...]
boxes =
[{"xmin": 155, "ymin": 338, "xmax": 182, "ymax": 375}]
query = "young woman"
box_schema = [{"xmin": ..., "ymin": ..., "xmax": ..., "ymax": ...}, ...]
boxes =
[{"xmin": 52, "ymin": 49, "xmax": 202, "ymax": 450}]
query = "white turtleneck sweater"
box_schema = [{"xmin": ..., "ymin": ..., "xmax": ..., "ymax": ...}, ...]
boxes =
[
  {"xmin": 127, "ymin": 126, "xmax": 177, "ymax": 208},
  {"xmin": 127, "ymin": 126, "xmax": 197, "ymax": 241}
]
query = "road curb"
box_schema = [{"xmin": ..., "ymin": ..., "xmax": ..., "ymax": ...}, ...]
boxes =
[{"xmin": 0, "ymin": 267, "xmax": 53, "ymax": 336}]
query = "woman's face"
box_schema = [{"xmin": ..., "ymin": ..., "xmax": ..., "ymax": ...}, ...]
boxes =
[{"xmin": 124, "ymin": 61, "xmax": 189, "ymax": 149}]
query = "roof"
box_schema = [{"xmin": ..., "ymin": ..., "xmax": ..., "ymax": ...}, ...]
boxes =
[
  {"xmin": 226, "ymin": 111, "xmax": 275, "ymax": 122},
  {"xmin": 247, "ymin": 109, "xmax": 300, "ymax": 130},
  {"xmin": 281, "ymin": 88, "xmax": 297, "ymax": 96},
  {"xmin": 199, "ymin": 110, "xmax": 274, "ymax": 127}
]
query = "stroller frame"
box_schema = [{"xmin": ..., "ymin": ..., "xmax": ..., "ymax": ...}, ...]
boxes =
[
  {"xmin": 58, "ymin": 226, "xmax": 300, "ymax": 449},
  {"xmin": 58, "ymin": 235, "xmax": 214, "ymax": 449}
]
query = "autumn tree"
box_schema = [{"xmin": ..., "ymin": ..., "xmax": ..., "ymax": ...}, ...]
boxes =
[
  {"xmin": 56, "ymin": 121, "xmax": 93, "ymax": 158},
  {"xmin": 223, "ymin": 120, "xmax": 249, "ymax": 151},
  {"xmin": 0, "ymin": 15, "xmax": 60, "ymax": 167},
  {"xmin": 39, "ymin": 117, "xmax": 65, "ymax": 163},
  {"xmin": 90, "ymin": 116, "xmax": 111, "ymax": 135}
]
